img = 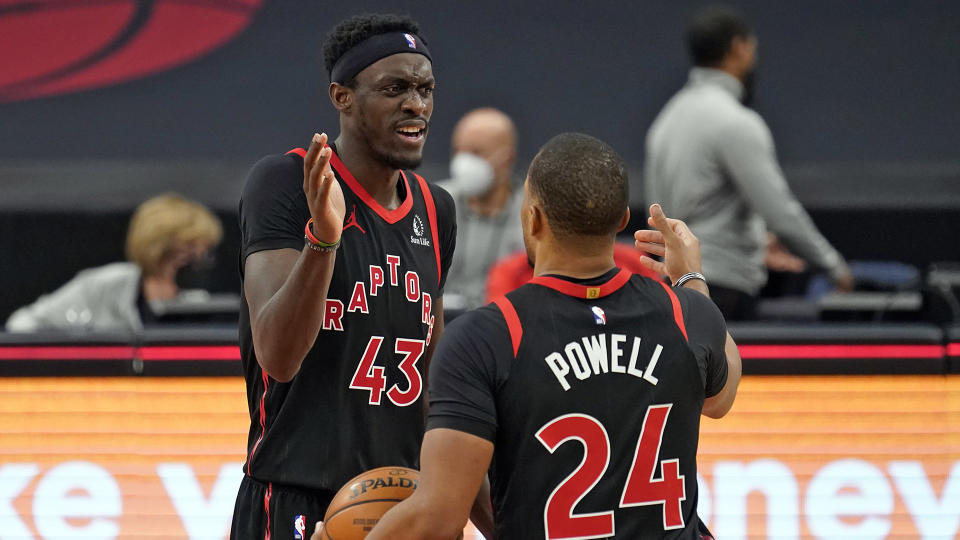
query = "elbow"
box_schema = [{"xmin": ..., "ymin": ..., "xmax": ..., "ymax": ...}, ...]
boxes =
[
  {"xmin": 266, "ymin": 365, "xmax": 298, "ymax": 383},
  {"xmin": 250, "ymin": 321, "xmax": 309, "ymax": 383},
  {"xmin": 252, "ymin": 341, "xmax": 302, "ymax": 383},
  {"xmin": 257, "ymin": 351, "xmax": 300, "ymax": 383},
  {"xmin": 702, "ymin": 401, "xmax": 733, "ymax": 419}
]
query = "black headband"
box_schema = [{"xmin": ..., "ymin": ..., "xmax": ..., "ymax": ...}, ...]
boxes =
[{"xmin": 330, "ymin": 32, "xmax": 432, "ymax": 84}]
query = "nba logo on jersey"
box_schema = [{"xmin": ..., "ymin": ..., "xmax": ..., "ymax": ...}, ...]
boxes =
[
  {"xmin": 293, "ymin": 515, "xmax": 306, "ymax": 539},
  {"xmin": 591, "ymin": 306, "xmax": 606, "ymax": 325},
  {"xmin": 404, "ymin": 33, "xmax": 417, "ymax": 49}
]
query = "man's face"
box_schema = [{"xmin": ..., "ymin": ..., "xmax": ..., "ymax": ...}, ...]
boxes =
[
  {"xmin": 350, "ymin": 53, "xmax": 434, "ymax": 170},
  {"xmin": 452, "ymin": 125, "xmax": 513, "ymax": 186}
]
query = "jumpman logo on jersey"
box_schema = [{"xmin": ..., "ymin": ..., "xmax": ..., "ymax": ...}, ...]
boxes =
[{"xmin": 342, "ymin": 205, "xmax": 366, "ymax": 234}]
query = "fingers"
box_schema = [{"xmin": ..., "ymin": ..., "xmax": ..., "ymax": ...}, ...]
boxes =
[
  {"xmin": 635, "ymin": 241, "xmax": 665, "ymax": 257},
  {"xmin": 304, "ymin": 133, "xmax": 333, "ymax": 193},
  {"xmin": 303, "ymin": 133, "xmax": 327, "ymax": 188},
  {"xmin": 639, "ymin": 255, "xmax": 667, "ymax": 277},
  {"xmin": 648, "ymin": 204, "xmax": 672, "ymax": 235},
  {"xmin": 647, "ymin": 204, "xmax": 698, "ymax": 248},
  {"xmin": 634, "ymin": 229, "xmax": 664, "ymax": 244},
  {"xmin": 316, "ymin": 155, "xmax": 336, "ymax": 202},
  {"xmin": 309, "ymin": 148, "xmax": 334, "ymax": 196}
]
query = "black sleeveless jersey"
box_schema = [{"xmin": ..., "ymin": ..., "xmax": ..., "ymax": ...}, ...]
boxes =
[
  {"xmin": 238, "ymin": 146, "xmax": 456, "ymax": 497},
  {"xmin": 427, "ymin": 269, "xmax": 727, "ymax": 539}
]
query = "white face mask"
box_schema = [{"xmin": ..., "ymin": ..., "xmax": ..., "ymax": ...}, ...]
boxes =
[{"xmin": 446, "ymin": 152, "xmax": 494, "ymax": 197}]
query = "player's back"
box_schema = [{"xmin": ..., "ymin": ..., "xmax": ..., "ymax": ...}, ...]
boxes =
[{"xmin": 490, "ymin": 269, "xmax": 709, "ymax": 539}]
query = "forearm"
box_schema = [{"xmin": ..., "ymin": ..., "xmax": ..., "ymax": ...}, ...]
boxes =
[
  {"xmin": 681, "ymin": 278, "xmax": 709, "ymax": 298},
  {"xmin": 728, "ymin": 146, "xmax": 844, "ymax": 273},
  {"xmin": 366, "ymin": 495, "xmax": 464, "ymax": 540},
  {"xmin": 470, "ymin": 475, "xmax": 495, "ymax": 540},
  {"xmin": 762, "ymin": 198, "xmax": 845, "ymax": 274},
  {"xmin": 251, "ymin": 249, "xmax": 336, "ymax": 382},
  {"xmin": 703, "ymin": 332, "xmax": 742, "ymax": 418}
]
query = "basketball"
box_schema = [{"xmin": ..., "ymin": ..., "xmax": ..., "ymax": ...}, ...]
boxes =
[{"xmin": 317, "ymin": 466, "xmax": 420, "ymax": 539}]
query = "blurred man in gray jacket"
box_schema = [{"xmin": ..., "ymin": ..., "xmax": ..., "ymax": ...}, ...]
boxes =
[{"xmin": 644, "ymin": 5, "xmax": 852, "ymax": 320}]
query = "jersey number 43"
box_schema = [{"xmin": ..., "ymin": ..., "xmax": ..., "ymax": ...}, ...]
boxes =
[
  {"xmin": 350, "ymin": 336, "xmax": 425, "ymax": 407},
  {"xmin": 536, "ymin": 404, "xmax": 685, "ymax": 539}
]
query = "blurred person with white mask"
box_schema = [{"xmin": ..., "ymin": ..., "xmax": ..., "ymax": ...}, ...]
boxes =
[{"xmin": 438, "ymin": 108, "xmax": 524, "ymax": 311}]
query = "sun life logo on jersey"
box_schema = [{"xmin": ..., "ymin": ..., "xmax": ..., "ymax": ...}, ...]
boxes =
[
  {"xmin": 410, "ymin": 214, "xmax": 430, "ymax": 247},
  {"xmin": 293, "ymin": 515, "xmax": 306, "ymax": 539},
  {"xmin": 591, "ymin": 306, "xmax": 606, "ymax": 325}
]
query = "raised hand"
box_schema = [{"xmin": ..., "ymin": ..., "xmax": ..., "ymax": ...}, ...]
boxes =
[
  {"xmin": 634, "ymin": 204, "xmax": 702, "ymax": 284},
  {"xmin": 303, "ymin": 133, "xmax": 346, "ymax": 245}
]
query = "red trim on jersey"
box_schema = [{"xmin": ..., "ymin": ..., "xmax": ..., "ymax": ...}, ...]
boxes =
[
  {"xmin": 529, "ymin": 268, "xmax": 632, "ymax": 299},
  {"xmin": 947, "ymin": 343, "xmax": 960, "ymax": 356},
  {"xmin": 0, "ymin": 346, "xmax": 134, "ymax": 360},
  {"xmin": 247, "ymin": 370, "xmax": 269, "ymax": 475},
  {"xmin": 658, "ymin": 281, "xmax": 688, "ymax": 341},
  {"xmin": 415, "ymin": 173, "xmax": 443, "ymax": 287},
  {"xmin": 286, "ymin": 147, "xmax": 307, "ymax": 157},
  {"xmin": 738, "ymin": 344, "xmax": 944, "ymax": 359},
  {"xmin": 493, "ymin": 296, "xmax": 523, "ymax": 356},
  {"xmin": 329, "ymin": 150, "xmax": 413, "ymax": 224},
  {"xmin": 263, "ymin": 482, "xmax": 273, "ymax": 540}
]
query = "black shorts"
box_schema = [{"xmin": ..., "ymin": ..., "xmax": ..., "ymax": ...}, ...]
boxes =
[{"xmin": 230, "ymin": 475, "xmax": 335, "ymax": 540}]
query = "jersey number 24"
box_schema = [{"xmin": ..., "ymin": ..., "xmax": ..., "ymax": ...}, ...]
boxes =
[{"xmin": 536, "ymin": 404, "xmax": 685, "ymax": 539}]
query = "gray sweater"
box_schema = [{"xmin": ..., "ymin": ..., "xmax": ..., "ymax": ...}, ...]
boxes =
[
  {"xmin": 6, "ymin": 262, "xmax": 143, "ymax": 333},
  {"xmin": 644, "ymin": 67, "xmax": 847, "ymax": 295}
]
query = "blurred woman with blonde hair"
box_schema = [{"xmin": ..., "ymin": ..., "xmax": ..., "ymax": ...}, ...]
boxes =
[{"xmin": 6, "ymin": 193, "xmax": 222, "ymax": 333}]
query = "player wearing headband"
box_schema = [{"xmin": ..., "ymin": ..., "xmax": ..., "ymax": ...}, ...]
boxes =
[{"xmin": 230, "ymin": 14, "xmax": 462, "ymax": 539}]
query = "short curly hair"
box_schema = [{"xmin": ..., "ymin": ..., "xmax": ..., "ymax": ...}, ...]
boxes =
[
  {"xmin": 527, "ymin": 133, "xmax": 628, "ymax": 239},
  {"xmin": 322, "ymin": 13, "xmax": 423, "ymax": 86}
]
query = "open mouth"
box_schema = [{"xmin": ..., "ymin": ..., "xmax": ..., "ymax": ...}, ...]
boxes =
[{"xmin": 396, "ymin": 125, "xmax": 426, "ymax": 142}]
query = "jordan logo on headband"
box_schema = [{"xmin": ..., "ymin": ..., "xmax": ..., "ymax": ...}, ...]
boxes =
[{"xmin": 403, "ymin": 33, "xmax": 417, "ymax": 49}]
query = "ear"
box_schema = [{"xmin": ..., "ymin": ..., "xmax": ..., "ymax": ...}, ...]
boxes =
[
  {"xmin": 616, "ymin": 207, "xmax": 631, "ymax": 233},
  {"xmin": 329, "ymin": 82, "xmax": 353, "ymax": 113},
  {"xmin": 528, "ymin": 203, "xmax": 545, "ymax": 238},
  {"xmin": 728, "ymin": 35, "xmax": 754, "ymax": 70}
]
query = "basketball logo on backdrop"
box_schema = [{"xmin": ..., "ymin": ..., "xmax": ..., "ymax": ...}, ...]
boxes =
[
  {"xmin": 403, "ymin": 33, "xmax": 417, "ymax": 49},
  {"xmin": 591, "ymin": 306, "xmax": 606, "ymax": 325},
  {"xmin": 0, "ymin": 1, "xmax": 264, "ymax": 103},
  {"xmin": 410, "ymin": 215, "xmax": 430, "ymax": 247},
  {"xmin": 293, "ymin": 515, "xmax": 306, "ymax": 539}
]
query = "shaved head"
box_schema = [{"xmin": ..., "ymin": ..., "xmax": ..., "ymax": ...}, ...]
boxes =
[
  {"xmin": 452, "ymin": 108, "xmax": 518, "ymax": 191},
  {"xmin": 452, "ymin": 107, "xmax": 517, "ymax": 153}
]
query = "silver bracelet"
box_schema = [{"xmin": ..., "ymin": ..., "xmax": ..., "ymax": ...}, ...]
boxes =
[
  {"xmin": 673, "ymin": 272, "xmax": 706, "ymax": 288},
  {"xmin": 304, "ymin": 236, "xmax": 340, "ymax": 253}
]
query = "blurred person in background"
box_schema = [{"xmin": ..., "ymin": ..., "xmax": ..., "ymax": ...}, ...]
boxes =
[
  {"xmin": 5, "ymin": 193, "xmax": 222, "ymax": 333},
  {"xmin": 485, "ymin": 242, "xmax": 664, "ymax": 301},
  {"xmin": 644, "ymin": 4, "xmax": 852, "ymax": 320},
  {"xmin": 437, "ymin": 107, "xmax": 525, "ymax": 311}
]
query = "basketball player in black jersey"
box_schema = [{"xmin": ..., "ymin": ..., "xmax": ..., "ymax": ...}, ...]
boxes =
[
  {"xmin": 359, "ymin": 133, "xmax": 742, "ymax": 540},
  {"xmin": 231, "ymin": 14, "xmax": 494, "ymax": 540}
]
